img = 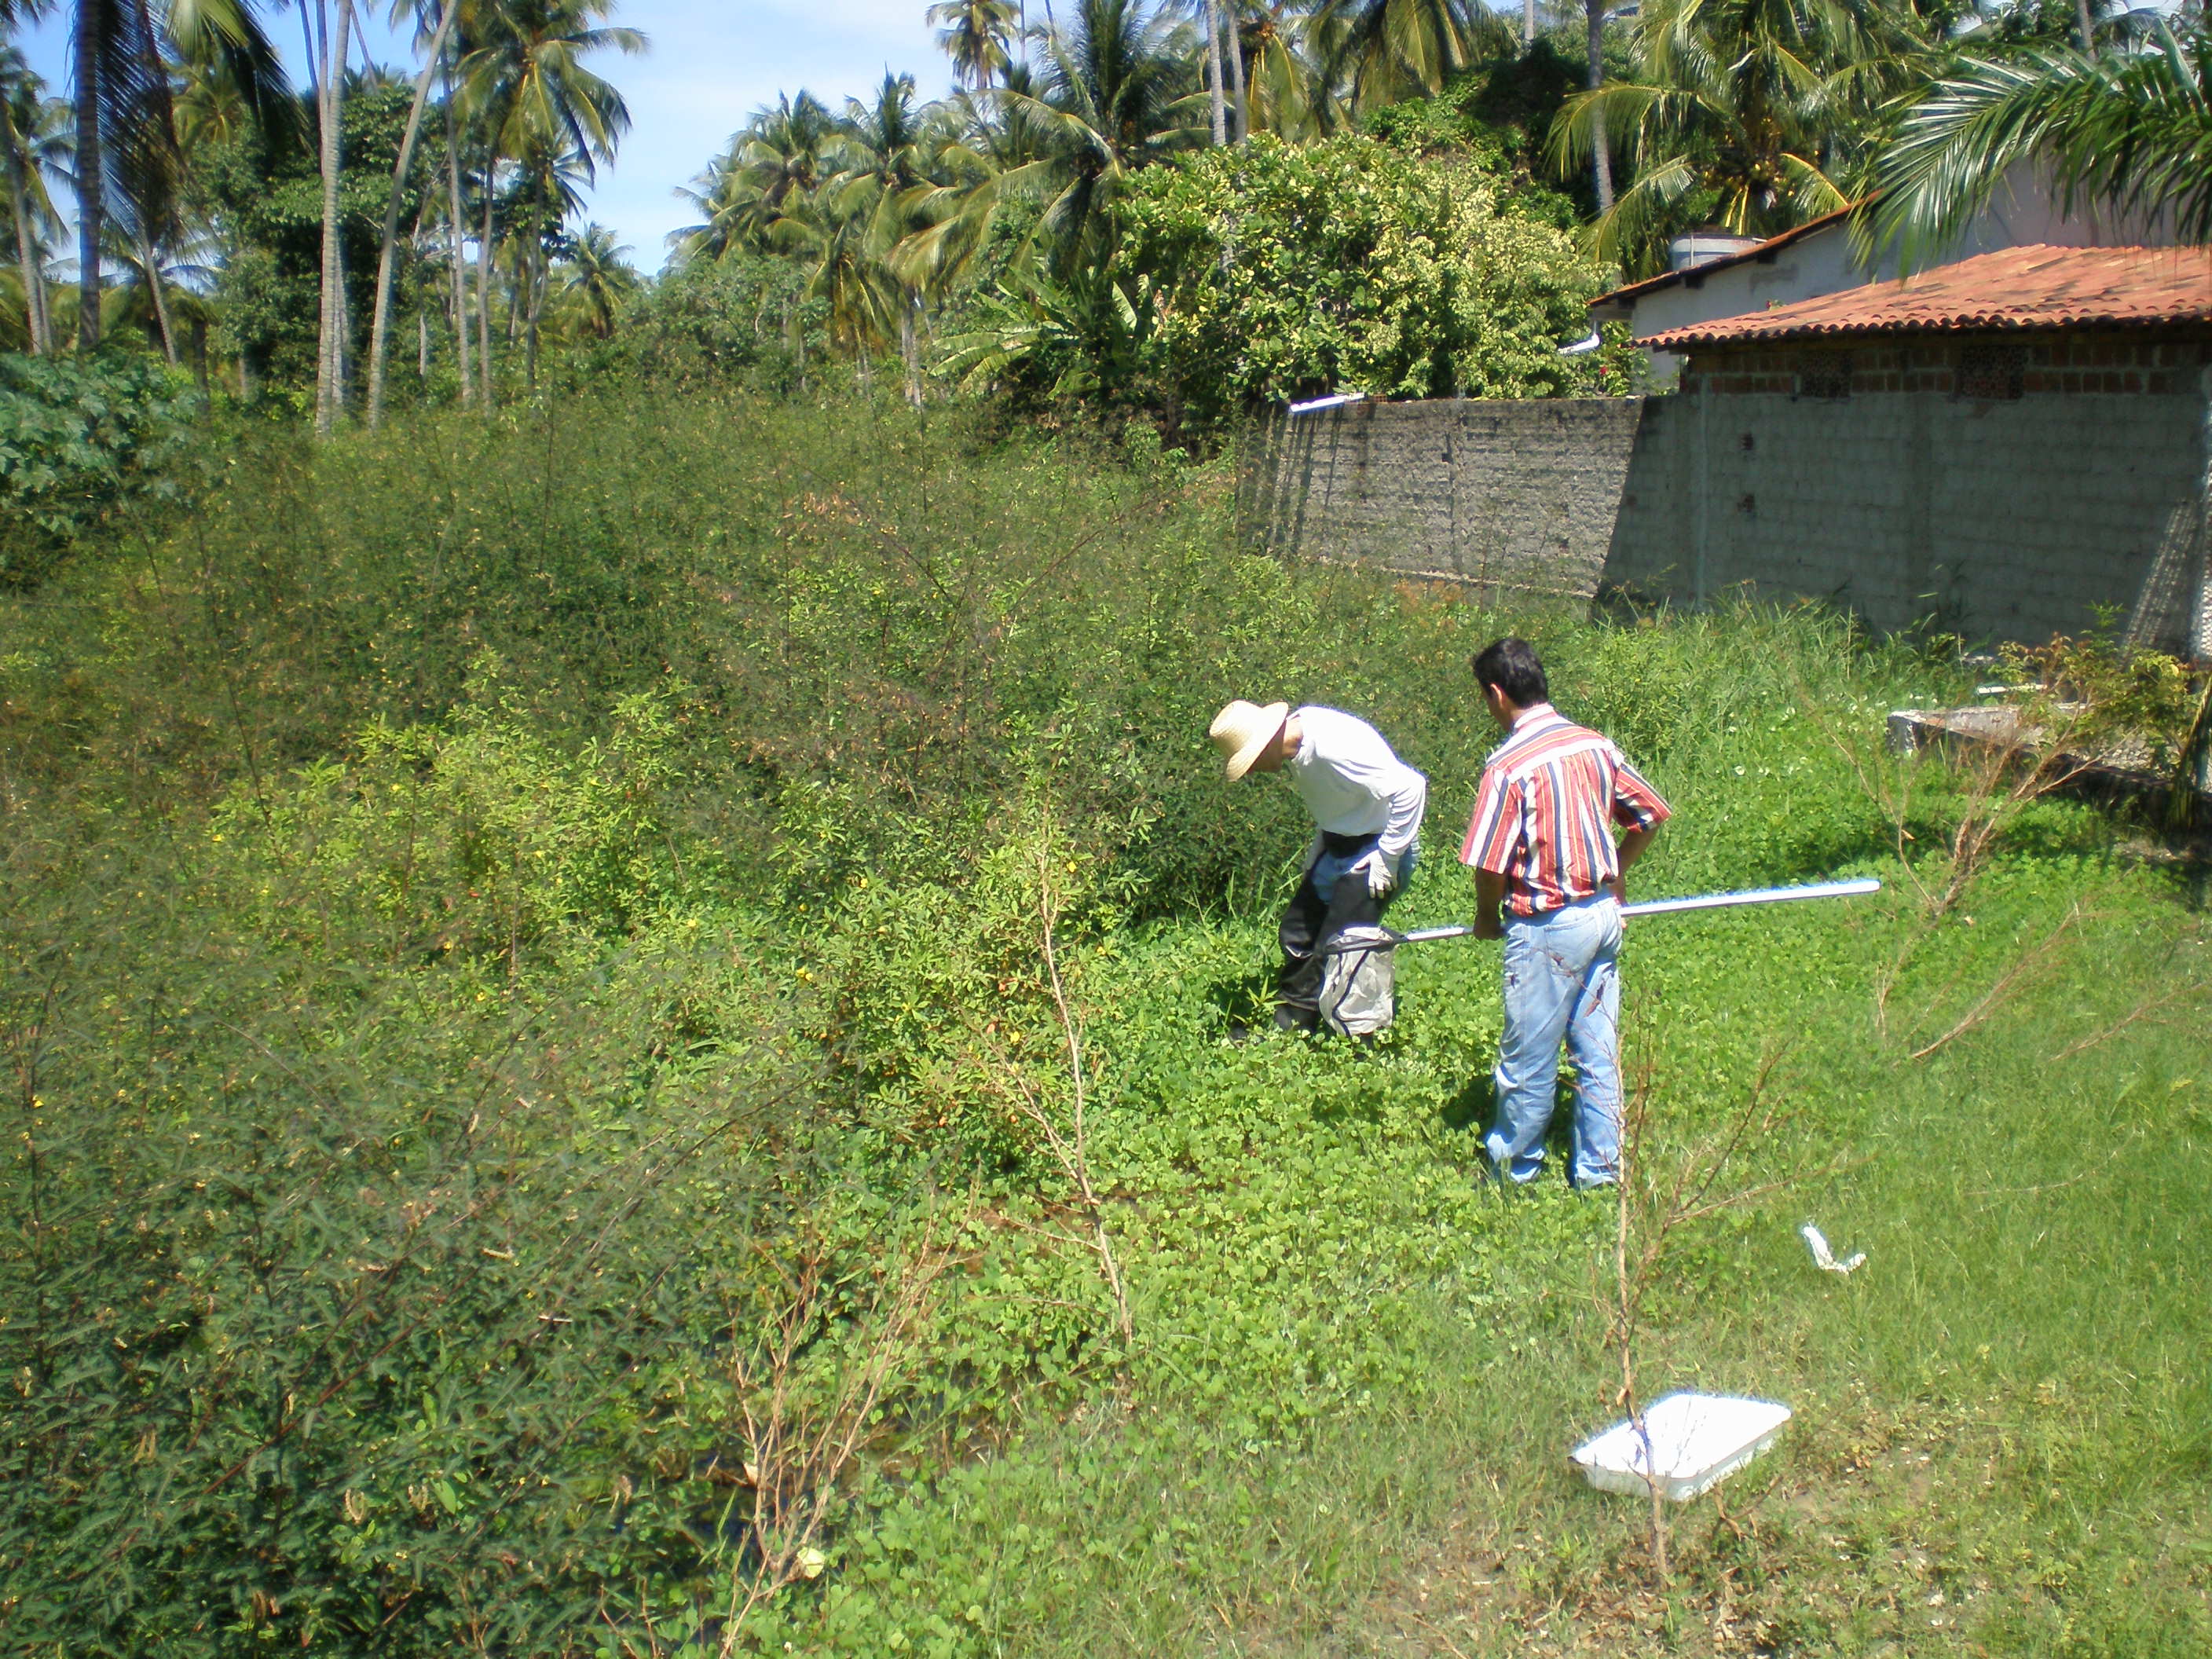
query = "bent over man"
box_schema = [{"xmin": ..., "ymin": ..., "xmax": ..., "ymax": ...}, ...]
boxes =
[
  {"xmin": 1460, "ymin": 639, "xmax": 1669, "ymax": 1188},
  {"xmin": 1210, "ymin": 700, "xmax": 1426, "ymax": 1034}
]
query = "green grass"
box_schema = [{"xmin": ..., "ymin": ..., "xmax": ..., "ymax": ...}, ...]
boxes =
[
  {"xmin": 2, "ymin": 390, "xmax": 2207, "ymax": 1657},
  {"xmin": 787, "ymin": 844, "xmax": 2208, "ymax": 1657}
]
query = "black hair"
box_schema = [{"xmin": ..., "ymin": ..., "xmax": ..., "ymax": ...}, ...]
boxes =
[{"xmin": 1471, "ymin": 637, "xmax": 1548, "ymax": 707}]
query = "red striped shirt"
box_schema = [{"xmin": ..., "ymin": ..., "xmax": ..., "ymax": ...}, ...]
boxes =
[{"xmin": 1459, "ymin": 705, "xmax": 1672, "ymax": 917}]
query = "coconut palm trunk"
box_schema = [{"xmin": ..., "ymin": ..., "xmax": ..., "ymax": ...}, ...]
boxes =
[
  {"xmin": 5, "ymin": 136, "xmax": 46, "ymax": 353},
  {"xmin": 72, "ymin": 7, "xmax": 102, "ymax": 350},
  {"xmin": 1225, "ymin": 0, "xmax": 1248, "ymax": 141},
  {"xmin": 1586, "ymin": 0, "xmax": 1612, "ymax": 211},
  {"xmin": 366, "ymin": 0, "xmax": 462, "ymax": 430},
  {"xmin": 138, "ymin": 236, "xmax": 178, "ymax": 361},
  {"xmin": 477, "ymin": 181, "xmax": 495, "ymax": 406},
  {"xmin": 899, "ymin": 288, "xmax": 924, "ymax": 406},
  {"xmin": 314, "ymin": 0, "xmax": 355, "ymax": 435},
  {"xmin": 523, "ymin": 226, "xmax": 543, "ymax": 383},
  {"xmin": 1202, "ymin": 0, "xmax": 1227, "ymax": 144},
  {"xmin": 443, "ymin": 90, "xmax": 472, "ymax": 404}
]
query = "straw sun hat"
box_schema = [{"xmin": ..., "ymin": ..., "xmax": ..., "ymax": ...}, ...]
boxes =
[{"xmin": 1209, "ymin": 700, "xmax": 1291, "ymax": 782}]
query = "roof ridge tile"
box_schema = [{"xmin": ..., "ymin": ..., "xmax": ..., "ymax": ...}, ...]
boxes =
[{"xmin": 1644, "ymin": 245, "xmax": 2212, "ymax": 350}]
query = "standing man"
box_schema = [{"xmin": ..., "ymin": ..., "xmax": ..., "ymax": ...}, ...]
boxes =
[
  {"xmin": 1459, "ymin": 639, "xmax": 1670, "ymax": 1187},
  {"xmin": 1210, "ymin": 699, "xmax": 1427, "ymax": 1034}
]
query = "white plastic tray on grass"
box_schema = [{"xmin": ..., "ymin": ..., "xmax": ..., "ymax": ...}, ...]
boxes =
[{"xmin": 1570, "ymin": 1393, "xmax": 1791, "ymax": 1503}]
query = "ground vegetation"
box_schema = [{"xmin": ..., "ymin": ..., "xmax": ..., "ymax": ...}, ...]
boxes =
[{"xmin": 3, "ymin": 394, "xmax": 2208, "ymax": 1654}]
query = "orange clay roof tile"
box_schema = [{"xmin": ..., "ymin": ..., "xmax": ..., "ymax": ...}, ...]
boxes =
[{"xmin": 1643, "ymin": 245, "xmax": 2212, "ymax": 350}]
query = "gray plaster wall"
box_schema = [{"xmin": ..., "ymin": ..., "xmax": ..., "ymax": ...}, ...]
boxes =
[
  {"xmin": 1238, "ymin": 386, "xmax": 2212, "ymax": 654},
  {"xmin": 1606, "ymin": 383, "xmax": 2212, "ymax": 653},
  {"xmin": 1235, "ymin": 399, "xmax": 1645, "ymax": 600}
]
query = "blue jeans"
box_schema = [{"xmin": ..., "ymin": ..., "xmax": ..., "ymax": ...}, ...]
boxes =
[
  {"xmin": 1309, "ymin": 840, "xmax": 1417, "ymax": 905},
  {"xmin": 1487, "ymin": 894, "xmax": 1624, "ymax": 1187}
]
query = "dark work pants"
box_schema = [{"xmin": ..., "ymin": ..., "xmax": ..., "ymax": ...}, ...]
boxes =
[{"xmin": 1277, "ymin": 837, "xmax": 1397, "ymax": 1029}]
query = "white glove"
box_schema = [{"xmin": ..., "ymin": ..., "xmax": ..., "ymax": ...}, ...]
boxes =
[
  {"xmin": 1301, "ymin": 831, "xmax": 1324, "ymax": 875},
  {"xmin": 1349, "ymin": 849, "xmax": 1394, "ymax": 898}
]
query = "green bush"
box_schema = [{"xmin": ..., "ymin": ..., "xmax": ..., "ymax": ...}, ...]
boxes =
[
  {"xmin": 0, "ymin": 770, "xmax": 825, "ymax": 1654},
  {"xmin": 576, "ymin": 254, "xmax": 830, "ymax": 391},
  {"xmin": 207, "ymin": 661, "xmax": 699, "ymax": 969},
  {"xmin": 0, "ymin": 353, "xmax": 197, "ymax": 587},
  {"xmin": 1364, "ymin": 38, "xmax": 1633, "ymax": 218},
  {"xmin": 953, "ymin": 135, "xmax": 1622, "ymax": 428},
  {"xmin": 7, "ymin": 389, "xmax": 2210, "ymax": 1657}
]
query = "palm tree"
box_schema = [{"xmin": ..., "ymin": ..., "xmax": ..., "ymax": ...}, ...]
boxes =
[
  {"xmin": 1306, "ymin": 0, "xmax": 1511, "ymax": 116},
  {"xmin": 891, "ymin": 69, "xmax": 1046, "ymax": 291},
  {"xmin": 755, "ymin": 74, "xmax": 942, "ymax": 401},
  {"xmin": 1582, "ymin": 0, "xmax": 1615, "ymax": 211},
  {"xmin": 1551, "ymin": 0, "xmax": 1935, "ymax": 272},
  {"xmin": 1224, "ymin": 0, "xmax": 1249, "ymax": 140},
  {"xmin": 929, "ymin": 0, "xmax": 1017, "ymax": 90},
  {"xmin": 1236, "ymin": 2, "xmax": 1327, "ymax": 137},
  {"xmin": 365, "ymin": 0, "xmax": 467, "ymax": 429},
  {"xmin": 312, "ymin": 0, "xmax": 353, "ymax": 432},
  {"xmin": 555, "ymin": 218, "xmax": 632, "ymax": 333},
  {"xmin": 457, "ymin": 0, "xmax": 644, "ymax": 389},
  {"xmin": 987, "ymin": 0, "xmax": 1200, "ymax": 275},
  {"xmin": 1194, "ymin": 0, "xmax": 1228, "ymax": 143},
  {"xmin": 0, "ymin": 50, "xmax": 64, "ymax": 354},
  {"xmin": 504, "ymin": 134, "xmax": 588, "ymax": 372},
  {"xmin": 441, "ymin": 74, "xmax": 474, "ymax": 401},
  {"xmin": 69, "ymin": 0, "xmax": 291, "ymax": 352},
  {"xmin": 106, "ymin": 209, "xmax": 214, "ymax": 362},
  {"xmin": 1867, "ymin": 23, "xmax": 2210, "ymax": 266},
  {"xmin": 937, "ymin": 259, "xmax": 1163, "ymax": 397},
  {"xmin": 668, "ymin": 140, "xmax": 747, "ymax": 262},
  {"xmin": 832, "ymin": 71, "xmax": 937, "ymax": 402},
  {"xmin": 670, "ymin": 90, "xmax": 835, "ymax": 262}
]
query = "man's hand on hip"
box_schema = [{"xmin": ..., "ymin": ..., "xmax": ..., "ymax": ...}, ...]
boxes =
[
  {"xmin": 1472, "ymin": 867, "xmax": 1507, "ymax": 938},
  {"xmin": 1349, "ymin": 850, "xmax": 1395, "ymax": 898}
]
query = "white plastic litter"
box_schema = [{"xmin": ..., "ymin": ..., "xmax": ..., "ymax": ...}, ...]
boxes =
[
  {"xmin": 1570, "ymin": 1393, "xmax": 1792, "ymax": 1503},
  {"xmin": 1800, "ymin": 1223, "xmax": 1866, "ymax": 1275}
]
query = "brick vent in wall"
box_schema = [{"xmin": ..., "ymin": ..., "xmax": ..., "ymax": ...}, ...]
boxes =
[{"xmin": 1683, "ymin": 330, "xmax": 2212, "ymax": 398}]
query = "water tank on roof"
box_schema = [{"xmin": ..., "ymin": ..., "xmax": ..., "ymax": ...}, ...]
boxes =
[{"xmin": 1668, "ymin": 229, "xmax": 1763, "ymax": 272}]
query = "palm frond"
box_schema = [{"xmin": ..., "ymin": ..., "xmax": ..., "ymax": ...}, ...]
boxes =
[{"xmin": 1869, "ymin": 26, "xmax": 2212, "ymax": 266}]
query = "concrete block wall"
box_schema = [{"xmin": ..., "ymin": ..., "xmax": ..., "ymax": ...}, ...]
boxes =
[
  {"xmin": 1236, "ymin": 398, "xmax": 1645, "ymax": 599},
  {"xmin": 1608, "ymin": 335, "xmax": 2212, "ymax": 652},
  {"xmin": 1237, "ymin": 345, "xmax": 2212, "ymax": 655}
]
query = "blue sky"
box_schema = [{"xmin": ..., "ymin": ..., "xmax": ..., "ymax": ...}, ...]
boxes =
[{"xmin": 14, "ymin": 0, "xmax": 953, "ymax": 273}]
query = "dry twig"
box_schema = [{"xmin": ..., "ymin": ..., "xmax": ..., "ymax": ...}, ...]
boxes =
[
  {"xmin": 712, "ymin": 1223, "xmax": 953, "ymax": 1650},
  {"xmin": 1906, "ymin": 902, "xmax": 2085, "ymax": 1062},
  {"xmin": 2045, "ymin": 976, "xmax": 2210, "ymax": 1062}
]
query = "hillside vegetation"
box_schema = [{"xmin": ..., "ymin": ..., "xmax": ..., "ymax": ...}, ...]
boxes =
[{"xmin": 3, "ymin": 396, "xmax": 2208, "ymax": 1656}]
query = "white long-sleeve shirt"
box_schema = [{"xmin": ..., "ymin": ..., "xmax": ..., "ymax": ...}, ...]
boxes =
[{"xmin": 1286, "ymin": 706, "xmax": 1427, "ymax": 859}]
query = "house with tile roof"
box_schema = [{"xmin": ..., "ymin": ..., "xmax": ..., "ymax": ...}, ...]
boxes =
[
  {"xmin": 1587, "ymin": 166, "xmax": 2180, "ymax": 386},
  {"xmin": 1241, "ymin": 241, "xmax": 2212, "ymax": 654},
  {"xmin": 1598, "ymin": 244, "xmax": 2212, "ymax": 655}
]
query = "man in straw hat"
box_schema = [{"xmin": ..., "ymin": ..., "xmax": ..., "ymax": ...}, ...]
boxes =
[{"xmin": 1210, "ymin": 700, "xmax": 1427, "ymax": 1034}]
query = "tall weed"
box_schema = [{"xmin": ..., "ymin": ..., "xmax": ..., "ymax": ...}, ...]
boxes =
[{"xmin": 4, "ymin": 389, "xmax": 2206, "ymax": 1657}]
